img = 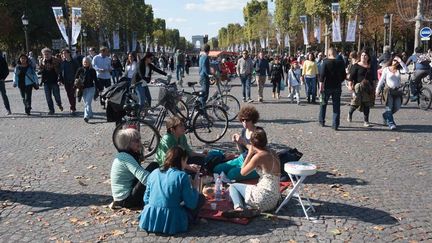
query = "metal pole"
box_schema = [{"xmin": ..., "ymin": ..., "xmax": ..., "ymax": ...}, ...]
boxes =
[
  {"xmin": 389, "ymin": 14, "xmax": 393, "ymax": 51},
  {"xmin": 414, "ymin": 0, "xmax": 423, "ymax": 50},
  {"xmin": 384, "ymin": 26, "xmax": 387, "ymax": 49},
  {"xmin": 24, "ymin": 26, "xmax": 29, "ymax": 54},
  {"xmin": 357, "ymin": 29, "xmax": 361, "ymax": 53}
]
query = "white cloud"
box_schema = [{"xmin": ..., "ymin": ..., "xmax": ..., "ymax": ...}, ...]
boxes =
[
  {"xmin": 166, "ymin": 17, "xmax": 187, "ymax": 23},
  {"xmin": 185, "ymin": 0, "xmax": 249, "ymax": 12}
]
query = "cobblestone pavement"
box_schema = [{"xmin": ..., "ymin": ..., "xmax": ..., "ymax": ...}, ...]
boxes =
[{"xmin": 1, "ymin": 67, "xmax": 431, "ymax": 242}]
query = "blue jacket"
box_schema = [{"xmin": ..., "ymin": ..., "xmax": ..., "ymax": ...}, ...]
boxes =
[
  {"xmin": 13, "ymin": 65, "xmax": 38, "ymax": 87},
  {"xmin": 199, "ymin": 53, "xmax": 210, "ymax": 77},
  {"xmin": 255, "ymin": 58, "xmax": 270, "ymax": 76},
  {"xmin": 139, "ymin": 168, "xmax": 199, "ymax": 235}
]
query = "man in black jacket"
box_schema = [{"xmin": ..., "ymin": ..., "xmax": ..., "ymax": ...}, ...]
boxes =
[
  {"xmin": 318, "ymin": 48, "xmax": 346, "ymax": 130},
  {"xmin": 0, "ymin": 51, "xmax": 11, "ymax": 115}
]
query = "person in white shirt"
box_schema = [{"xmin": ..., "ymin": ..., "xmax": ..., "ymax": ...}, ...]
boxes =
[
  {"xmin": 124, "ymin": 52, "xmax": 137, "ymax": 82},
  {"xmin": 375, "ymin": 55, "xmax": 408, "ymax": 130},
  {"xmin": 92, "ymin": 46, "xmax": 112, "ymax": 106}
]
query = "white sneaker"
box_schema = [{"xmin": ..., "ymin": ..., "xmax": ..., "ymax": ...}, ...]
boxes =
[
  {"xmin": 363, "ymin": 122, "xmax": 371, "ymax": 127},
  {"xmin": 389, "ymin": 124, "xmax": 397, "ymax": 130},
  {"xmin": 347, "ymin": 114, "xmax": 352, "ymax": 122}
]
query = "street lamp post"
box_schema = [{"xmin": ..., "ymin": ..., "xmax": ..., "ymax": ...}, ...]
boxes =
[
  {"xmin": 358, "ymin": 19, "xmax": 364, "ymax": 53},
  {"xmin": 82, "ymin": 29, "xmax": 87, "ymax": 55},
  {"xmin": 389, "ymin": 14, "xmax": 394, "ymax": 51},
  {"xmin": 21, "ymin": 13, "xmax": 29, "ymax": 54},
  {"xmin": 145, "ymin": 35, "xmax": 150, "ymax": 52},
  {"xmin": 384, "ymin": 13, "xmax": 390, "ymax": 50}
]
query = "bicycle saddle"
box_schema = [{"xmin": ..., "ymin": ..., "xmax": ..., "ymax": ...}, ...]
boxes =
[{"xmin": 187, "ymin": 82, "xmax": 198, "ymax": 87}]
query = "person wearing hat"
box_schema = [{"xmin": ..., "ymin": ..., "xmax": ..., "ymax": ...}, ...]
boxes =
[{"xmin": 133, "ymin": 52, "xmax": 170, "ymax": 109}]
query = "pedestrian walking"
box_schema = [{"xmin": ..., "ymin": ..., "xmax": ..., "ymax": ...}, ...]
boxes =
[
  {"xmin": 168, "ymin": 57, "xmax": 175, "ymax": 73},
  {"xmin": 254, "ymin": 52, "xmax": 270, "ymax": 102},
  {"xmin": 59, "ymin": 49, "xmax": 79, "ymax": 115},
  {"xmin": 124, "ymin": 51, "xmax": 137, "ymax": 83},
  {"xmin": 0, "ymin": 51, "xmax": 11, "ymax": 115},
  {"xmin": 39, "ymin": 48, "xmax": 63, "ymax": 115},
  {"xmin": 199, "ymin": 44, "xmax": 211, "ymax": 107},
  {"xmin": 236, "ymin": 50, "xmax": 254, "ymax": 103},
  {"xmin": 13, "ymin": 54, "xmax": 39, "ymax": 115},
  {"xmin": 92, "ymin": 46, "xmax": 112, "ymax": 107},
  {"xmin": 318, "ymin": 48, "xmax": 346, "ymax": 130},
  {"xmin": 406, "ymin": 46, "xmax": 432, "ymax": 101},
  {"xmin": 75, "ymin": 57, "xmax": 97, "ymax": 123},
  {"xmin": 287, "ymin": 61, "xmax": 302, "ymax": 104},
  {"xmin": 302, "ymin": 53, "xmax": 319, "ymax": 103},
  {"xmin": 269, "ymin": 55, "xmax": 284, "ymax": 99},
  {"xmin": 111, "ymin": 54, "xmax": 123, "ymax": 84},
  {"xmin": 376, "ymin": 55, "xmax": 408, "ymax": 130},
  {"xmin": 175, "ymin": 49, "xmax": 185, "ymax": 86},
  {"xmin": 347, "ymin": 50, "xmax": 374, "ymax": 127}
]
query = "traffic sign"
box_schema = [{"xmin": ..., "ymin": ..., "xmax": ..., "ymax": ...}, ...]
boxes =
[{"xmin": 420, "ymin": 27, "xmax": 432, "ymax": 38}]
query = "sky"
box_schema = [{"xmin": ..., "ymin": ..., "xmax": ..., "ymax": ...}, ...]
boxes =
[{"xmin": 145, "ymin": 0, "xmax": 275, "ymax": 43}]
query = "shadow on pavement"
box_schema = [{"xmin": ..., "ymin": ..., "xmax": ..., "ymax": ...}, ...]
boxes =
[
  {"xmin": 0, "ymin": 190, "xmax": 112, "ymax": 213},
  {"xmin": 397, "ymin": 124, "xmax": 432, "ymax": 133},
  {"xmin": 298, "ymin": 199, "xmax": 399, "ymax": 225},
  {"xmin": 260, "ymin": 118, "xmax": 313, "ymax": 125},
  {"xmin": 307, "ymin": 171, "xmax": 368, "ymax": 186}
]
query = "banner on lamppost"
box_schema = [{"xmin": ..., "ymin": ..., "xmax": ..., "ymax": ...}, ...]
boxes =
[
  {"xmin": 276, "ymin": 31, "xmax": 281, "ymax": 46},
  {"xmin": 300, "ymin": 15, "xmax": 309, "ymax": 45},
  {"xmin": 52, "ymin": 7, "xmax": 69, "ymax": 45},
  {"xmin": 284, "ymin": 34, "xmax": 290, "ymax": 47},
  {"xmin": 113, "ymin": 31, "xmax": 120, "ymax": 49},
  {"xmin": 131, "ymin": 32, "xmax": 137, "ymax": 51},
  {"xmin": 71, "ymin": 7, "xmax": 81, "ymax": 45},
  {"xmin": 346, "ymin": 15, "xmax": 357, "ymax": 42},
  {"xmin": 260, "ymin": 37, "xmax": 265, "ymax": 49},
  {"xmin": 265, "ymin": 34, "xmax": 269, "ymax": 48},
  {"xmin": 331, "ymin": 3, "xmax": 342, "ymax": 42},
  {"xmin": 314, "ymin": 16, "xmax": 321, "ymax": 44}
]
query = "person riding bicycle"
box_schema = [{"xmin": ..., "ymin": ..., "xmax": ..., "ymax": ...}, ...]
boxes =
[{"xmin": 406, "ymin": 47, "xmax": 432, "ymax": 101}]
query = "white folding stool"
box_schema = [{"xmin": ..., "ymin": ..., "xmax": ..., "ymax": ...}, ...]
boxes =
[{"xmin": 275, "ymin": 161, "xmax": 317, "ymax": 219}]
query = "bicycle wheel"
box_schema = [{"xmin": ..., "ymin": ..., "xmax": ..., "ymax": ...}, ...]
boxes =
[
  {"xmin": 418, "ymin": 87, "xmax": 432, "ymax": 110},
  {"xmin": 401, "ymin": 84, "xmax": 410, "ymax": 106},
  {"xmin": 113, "ymin": 119, "xmax": 160, "ymax": 158},
  {"xmin": 214, "ymin": 94, "xmax": 240, "ymax": 121},
  {"xmin": 422, "ymin": 77, "xmax": 432, "ymax": 85},
  {"xmin": 168, "ymin": 99, "xmax": 189, "ymax": 119},
  {"xmin": 192, "ymin": 105, "xmax": 228, "ymax": 143}
]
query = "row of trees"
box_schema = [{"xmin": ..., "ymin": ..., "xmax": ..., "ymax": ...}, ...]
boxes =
[
  {"xmin": 0, "ymin": 0, "xmax": 194, "ymax": 57},
  {"xmin": 217, "ymin": 0, "xmax": 418, "ymax": 54}
]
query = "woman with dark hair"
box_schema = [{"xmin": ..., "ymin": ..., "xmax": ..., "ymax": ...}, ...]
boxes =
[
  {"xmin": 124, "ymin": 51, "xmax": 137, "ymax": 82},
  {"xmin": 111, "ymin": 54, "xmax": 123, "ymax": 84},
  {"xmin": 139, "ymin": 146, "xmax": 205, "ymax": 235},
  {"xmin": 133, "ymin": 52, "xmax": 170, "ymax": 108},
  {"xmin": 213, "ymin": 106, "xmax": 260, "ymax": 181},
  {"xmin": 109, "ymin": 128, "xmax": 159, "ymax": 209},
  {"xmin": 223, "ymin": 128, "xmax": 280, "ymax": 218},
  {"xmin": 347, "ymin": 50, "xmax": 375, "ymax": 127},
  {"xmin": 375, "ymin": 55, "xmax": 408, "ymax": 130},
  {"xmin": 13, "ymin": 54, "xmax": 39, "ymax": 115}
]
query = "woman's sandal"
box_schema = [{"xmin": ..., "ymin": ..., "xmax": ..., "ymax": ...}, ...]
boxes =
[{"xmin": 222, "ymin": 208, "xmax": 261, "ymax": 218}]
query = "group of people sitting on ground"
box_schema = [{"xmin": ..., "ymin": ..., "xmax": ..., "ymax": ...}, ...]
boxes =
[{"xmin": 109, "ymin": 105, "xmax": 284, "ymax": 235}]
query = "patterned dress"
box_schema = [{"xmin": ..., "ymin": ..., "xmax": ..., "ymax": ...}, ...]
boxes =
[{"xmin": 244, "ymin": 158, "xmax": 280, "ymax": 212}]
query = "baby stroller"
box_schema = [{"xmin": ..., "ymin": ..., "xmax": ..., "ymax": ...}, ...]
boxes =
[{"xmin": 101, "ymin": 77, "xmax": 132, "ymax": 123}]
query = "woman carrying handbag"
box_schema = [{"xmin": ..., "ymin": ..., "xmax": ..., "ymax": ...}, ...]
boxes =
[{"xmin": 13, "ymin": 54, "xmax": 39, "ymax": 115}]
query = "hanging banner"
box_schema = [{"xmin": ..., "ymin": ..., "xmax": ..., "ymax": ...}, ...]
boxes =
[
  {"xmin": 260, "ymin": 37, "xmax": 265, "ymax": 49},
  {"xmin": 300, "ymin": 15, "xmax": 309, "ymax": 45},
  {"xmin": 346, "ymin": 15, "xmax": 357, "ymax": 42},
  {"xmin": 331, "ymin": 3, "xmax": 342, "ymax": 42},
  {"xmin": 52, "ymin": 7, "xmax": 69, "ymax": 45},
  {"xmin": 265, "ymin": 35, "xmax": 269, "ymax": 48},
  {"xmin": 71, "ymin": 7, "xmax": 81, "ymax": 45},
  {"xmin": 131, "ymin": 32, "xmax": 137, "ymax": 51},
  {"xmin": 284, "ymin": 34, "xmax": 290, "ymax": 47},
  {"xmin": 314, "ymin": 16, "xmax": 321, "ymax": 44},
  {"xmin": 113, "ymin": 31, "xmax": 120, "ymax": 49}
]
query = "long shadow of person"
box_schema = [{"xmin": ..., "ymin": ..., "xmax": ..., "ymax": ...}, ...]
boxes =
[{"xmin": 0, "ymin": 190, "xmax": 112, "ymax": 213}]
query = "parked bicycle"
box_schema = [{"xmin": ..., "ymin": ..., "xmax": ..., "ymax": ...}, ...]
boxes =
[
  {"xmin": 182, "ymin": 77, "xmax": 240, "ymax": 121},
  {"xmin": 401, "ymin": 72, "xmax": 432, "ymax": 110}
]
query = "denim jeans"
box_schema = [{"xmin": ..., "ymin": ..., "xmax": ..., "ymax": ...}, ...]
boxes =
[
  {"xmin": 0, "ymin": 80, "xmax": 11, "ymax": 111},
  {"xmin": 213, "ymin": 154, "xmax": 259, "ymax": 181},
  {"xmin": 44, "ymin": 82, "xmax": 62, "ymax": 112},
  {"xmin": 176, "ymin": 64, "xmax": 184, "ymax": 81},
  {"xmin": 319, "ymin": 88, "xmax": 342, "ymax": 128},
  {"xmin": 257, "ymin": 76, "xmax": 266, "ymax": 99},
  {"xmin": 199, "ymin": 75, "xmax": 210, "ymax": 108},
  {"xmin": 229, "ymin": 183, "xmax": 248, "ymax": 209},
  {"xmin": 383, "ymin": 93, "xmax": 402, "ymax": 126},
  {"xmin": 305, "ymin": 77, "xmax": 317, "ymax": 101},
  {"xmin": 19, "ymin": 85, "xmax": 33, "ymax": 112},
  {"xmin": 64, "ymin": 82, "xmax": 76, "ymax": 111},
  {"xmin": 137, "ymin": 83, "xmax": 151, "ymax": 109},
  {"xmin": 411, "ymin": 69, "xmax": 429, "ymax": 97},
  {"xmin": 82, "ymin": 87, "xmax": 95, "ymax": 119},
  {"xmin": 240, "ymin": 74, "xmax": 252, "ymax": 100},
  {"xmin": 111, "ymin": 70, "xmax": 121, "ymax": 84}
]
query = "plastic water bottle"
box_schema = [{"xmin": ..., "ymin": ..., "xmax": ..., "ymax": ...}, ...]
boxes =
[{"xmin": 214, "ymin": 175, "xmax": 222, "ymax": 201}]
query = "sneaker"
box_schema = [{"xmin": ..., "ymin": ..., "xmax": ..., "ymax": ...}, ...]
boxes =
[
  {"xmin": 6, "ymin": 110, "xmax": 11, "ymax": 115},
  {"xmin": 48, "ymin": 110, "xmax": 55, "ymax": 115},
  {"xmin": 247, "ymin": 98, "xmax": 254, "ymax": 103},
  {"xmin": 258, "ymin": 98, "xmax": 263, "ymax": 102},
  {"xmin": 242, "ymin": 97, "xmax": 247, "ymax": 102},
  {"xmin": 58, "ymin": 105, "xmax": 63, "ymax": 111},
  {"xmin": 347, "ymin": 114, "xmax": 352, "ymax": 123},
  {"xmin": 109, "ymin": 201, "xmax": 122, "ymax": 210},
  {"xmin": 363, "ymin": 122, "xmax": 371, "ymax": 127},
  {"xmin": 84, "ymin": 118, "xmax": 89, "ymax": 123},
  {"xmin": 389, "ymin": 124, "xmax": 397, "ymax": 130}
]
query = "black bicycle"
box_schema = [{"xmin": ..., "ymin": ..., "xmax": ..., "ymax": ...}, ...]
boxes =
[{"xmin": 401, "ymin": 72, "xmax": 432, "ymax": 110}]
